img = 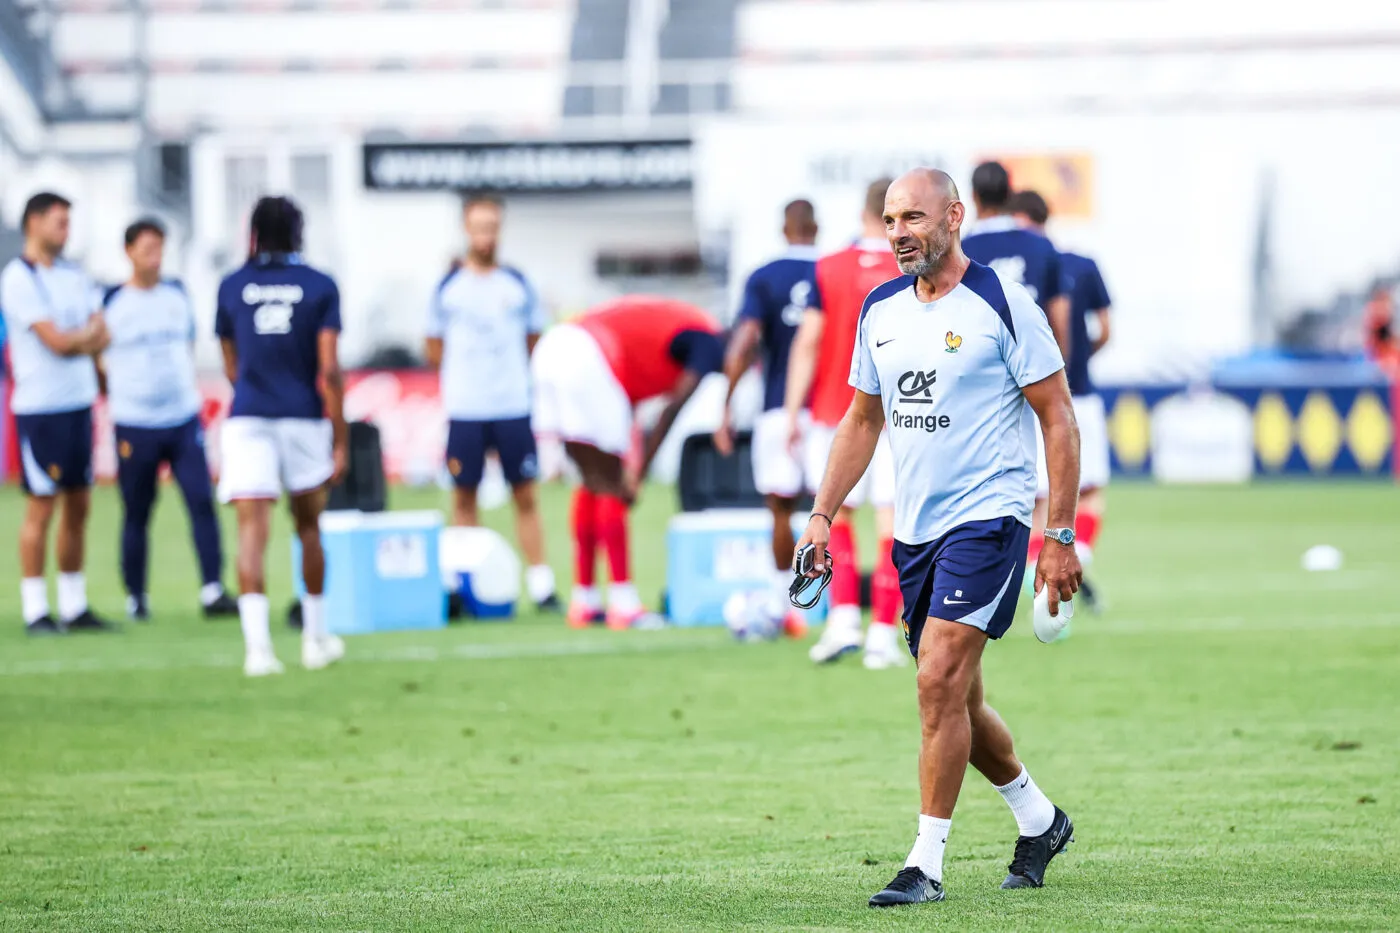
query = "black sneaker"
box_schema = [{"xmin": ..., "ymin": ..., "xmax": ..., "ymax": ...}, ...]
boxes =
[
  {"xmin": 1077, "ymin": 578, "xmax": 1102, "ymax": 614},
  {"xmin": 25, "ymin": 615, "xmax": 64, "ymax": 637},
  {"xmin": 127, "ymin": 595, "xmax": 150, "ymax": 622},
  {"xmin": 1001, "ymin": 806, "xmax": 1074, "ymax": 889},
  {"xmin": 869, "ymin": 866, "xmax": 945, "ymax": 907},
  {"xmin": 64, "ymin": 610, "xmax": 118, "ymax": 633},
  {"xmin": 203, "ymin": 592, "xmax": 239, "ymax": 619},
  {"xmin": 535, "ymin": 593, "xmax": 563, "ymax": 614}
]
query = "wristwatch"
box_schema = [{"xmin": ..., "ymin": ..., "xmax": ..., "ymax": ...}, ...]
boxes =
[{"xmin": 1044, "ymin": 527, "xmax": 1076, "ymax": 546}]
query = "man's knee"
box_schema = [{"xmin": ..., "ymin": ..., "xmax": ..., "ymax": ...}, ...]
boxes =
[
  {"xmin": 511, "ymin": 482, "xmax": 538, "ymax": 513},
  {"xmin": 61, "ymin": 490, "xmax": 91, "ymax": 526},
  {"xmin": 915, "ymin": 622, "xmax": 984, "ymax": 715}
]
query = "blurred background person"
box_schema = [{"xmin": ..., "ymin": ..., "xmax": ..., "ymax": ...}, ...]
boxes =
[
  {"xmin": 1363, "ymin": 286, "xmax": 1400, "ymax": 379},
  {"xmin": 532, "ymin": 296, "xmax": 723, "ymax": 630},
  {"xmin": 1010, "ymin": 191, "xmax": 1113, "ymax": 607},
  {"xmin": 98, "ymin": 218, "xmax": 236, "ymax": 621},
  {"xmin": 714, "ymin": 198, "xmax": 819, "ymax": 635},
  {"xmin": 424, "ymin": 196, "xmax": 558, "ymax": 613},
  {"xmin": 216, "ymin": 197, "xmax": 347, "ymax": 676},
  {"xmin": 785, "ymin": 178, "xmax": 906, "ymax": 670},
  {"xmin": 0, "ymin": 192, "xmax": 115, "ymax": 635}
]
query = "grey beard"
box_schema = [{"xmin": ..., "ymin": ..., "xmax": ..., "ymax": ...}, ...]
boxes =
[{"xmin": 897, "ymin": 252, "xmax": 937, "ymax": 276}]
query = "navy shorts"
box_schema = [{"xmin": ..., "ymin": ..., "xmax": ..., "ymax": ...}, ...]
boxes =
[
  {"xmin": 893, "ymin": 516, "xmax": 1031, "ymax": 658},
  {"xmin": 16, "ymin": 407, "xmax": 93, "ymax": 496},
  {"xmin": 446, "ymin": 417, "xmax": 539, "ymax": 488}
]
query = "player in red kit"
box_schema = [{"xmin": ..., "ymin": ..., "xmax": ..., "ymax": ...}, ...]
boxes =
[
  {"xmin": 784, "ymin": 178, "xmax": 906, "ymax": 670},
  {"xmin": 531, "ymin": 297, "xmax": 724, "ymax": 629}
]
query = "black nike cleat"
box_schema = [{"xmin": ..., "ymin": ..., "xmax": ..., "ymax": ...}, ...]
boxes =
[
  {"xmin": 203, "ymin": 593, "xmax": 239, "ymax": 619},
  {"xmin": 1077, "ymin": 578, "xmax": 1102, "ymax": 615},
  {"xmin": 25, "ymin": 615, "xmax": 64, "ymax": 637},
  {"xmin": 535, "ymin": 593, "xmax": 563, "ymax": 614},
  {"xmin": 869, "ymin": 866, "xmax": 945, "ymax": 907},
  {"xmin": 1001, "ymin": 806, "xmax": 1074, "ymax": 889},
  {"xmin": 128, "ymin": 595, "xmax": 150, "ymax": 622},
  {"xmin": 64, "ymin": 610, "xmax": 118, "ymax": 633}
]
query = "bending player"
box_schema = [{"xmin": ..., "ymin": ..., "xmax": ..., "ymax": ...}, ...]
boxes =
[
  {"xmin": 715, "ymin": 199, "xmax": 819, "ymax": 635},
  {"xmin": 784, "ymin": 178, "xmax": 905, "ymax": 669},
  {"xmin": 531, "ymin": 297, "xmax": 723, "ymax": 629},
  {"xmin": 1009, "ymin": 191, "xmax": 1112, "ymax": 606},
  {"xmin": 216, "ymin": 197, "xmax": 347, "ymax": 676},
  {"xmin": 100, "ymin": 218, "xmax": 237, "ymax": 621}
]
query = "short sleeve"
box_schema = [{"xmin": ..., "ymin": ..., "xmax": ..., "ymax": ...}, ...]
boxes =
[
  {"xmin": 1091, "ymin": 265, "xmax": 1112, "ymax": 310},
  {"xmin": 320, "ymin": 280, "xmax": 342, "ymax": 332},
  {"xmin": 671, "ymin": 329, "xmax": 724, "ymax": 376},
  {"xmin": 214, "ymin": 280, "xmax": 234, "ymax": 339},
  {"xmin": 848, "ymin": 308, "xmax": 881, "ymax": 395},
  {"xmin": 736, "ymin": 269, "xmax": 766, "ymax": 323},
  {"xmin": 1001, "ymin": 282, "xmax": 1065, "ymax": 388},
  {"xmin": 1, "ymin": 264, "xmax": 46, "ymax": 328}
]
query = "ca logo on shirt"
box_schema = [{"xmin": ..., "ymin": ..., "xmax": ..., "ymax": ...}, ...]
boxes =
[
  {"xmin": 781, "ymin": 280, "xmax": 812, "ymax": 326},
  {"xmin": 897, "ymin": 369, "xmax": 937, "ymax": 403},
  {"xmin": 253, "ymin": 301, "xmax": 294, "ymax": 335}
]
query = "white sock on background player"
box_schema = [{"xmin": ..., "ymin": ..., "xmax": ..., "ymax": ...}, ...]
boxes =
[
  {"xmin": 239, "ymin": 593, "xmax": 273, "ymax": 655},
  {"xmin": 607, "ymin": 581, "xmax": 641, "ymax": 615},
  {"xmin": 20, "ymin": 577, "xmax": 49, "ymax": 624},
  {"xmin": 200, "ymin": 582, "xmax": 225, "ymax": 607},
  {"xmin": 571, "ymin": 584, "xmax": 602, "ymax": 611},
  {"xmin": 526, "ymin": 565, "xmax": 556, "ymax": 604},
  {"xmin": 769, "ymin": 567, "xmax": 792, "ymax": 617},
  {"xmin": 56, "ymin": 572, "xmax": 87, "ymax": 622},
  {"xmin": 301, "ymin": 594, "xmax": 326, "ymax": 641},
  {"xmin": 905, "ymin": 814, "xmax": 951, "ymax": 882},
  {"xmin": 995, "ymin": 766, "xmax": 1055, "ymax": 837}
]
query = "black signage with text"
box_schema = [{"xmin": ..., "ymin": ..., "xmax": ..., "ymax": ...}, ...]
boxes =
[{"xmin": 362, "ymin": 140, "xmax": 693, "ymax": 193}]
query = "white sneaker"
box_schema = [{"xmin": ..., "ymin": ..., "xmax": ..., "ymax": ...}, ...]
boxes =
[
  {"xmin": 244, "ymin": 650, "xmax": 285, "ymax": 677},
  {"xmin": 809, "ymin": 625, "xmax": 862, "ymax": 664},
  {"xmin": 863, "ymin": 647, "xmax": 909, "ymax": 670},
  {"xmin": 302, "ymin": 634, "xmax": 346, "ymax": 670}
]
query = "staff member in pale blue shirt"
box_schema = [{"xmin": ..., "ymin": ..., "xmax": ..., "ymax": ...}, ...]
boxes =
[
  {"xmin": 0, "ymin": 192, "xmax": 115, "ymax": 635},
  {"xmin": 424, "ymin": 195, "xmax": 558, "ymax": 612},
  {"xmin": 98, "ymin": 218, "xmax": 237, "ymax": 621}
]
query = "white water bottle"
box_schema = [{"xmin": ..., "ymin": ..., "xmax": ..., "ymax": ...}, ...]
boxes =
[{"xmin": 1032, "ymin": 587, "xmax": 1074, "ymax": 644}]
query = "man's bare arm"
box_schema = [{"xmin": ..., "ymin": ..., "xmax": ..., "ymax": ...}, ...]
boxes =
[
  {"xmin": 319, "ymin": 329, "xmax": 349, "ymax": 484},
  {"xmin": 812, "ymin": 389, "xmax": 884, "ymax": 516},
  {"xmin": 1023, "ymin": 370, "xmax": 1082, "ymax": 610},
  {"xmin": 1046, "ymin": 295, "xmax": 1072, "ymax": 363},
  {"xmin": 423, "ymin": 336, "xmax": 444, "ymax": 369},
  {"xmin": 1091, "ymin": 308, "xmax": 1111, "ymax": 354},
  {"xmin": 720, "ymin": 318, "xmax": 761, "ymax": 409},
  {"xmin": 31, "ymin": 318, "xmax": 106, "ymax": 357},
  {"xmin": 782, "ymin": 311, "xmax": 824, "ymax": 447},
  {"xmin": 219, "ymin": 337, "xmax": 239, "ymax": 386}
]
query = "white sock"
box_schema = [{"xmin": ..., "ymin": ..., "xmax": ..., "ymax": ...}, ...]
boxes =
[
  {"xmin": 770, "ymin": 567, "xmax": 793, "ymax": 616},
  {"xmin": 607, "ymin": 581, "xmax": 641, "ymax": 614},
  {"xmin": 865, "ymin": 619, "xmax": 897, "ymax": 654},
  {"xmin": 1075, "ymin": 542, "xmax": 1094, "ymax": 567},
  {"xmin": 301, "ymin": 594, "xmax": 327, "ymax": 641},
  {"xmin": 827, "ymin": 604, "xmax": 863, "ymax": 641},
  {"xmin": 904, "ymin": 814, "xmax": 952, "ymax": 882},
  {"xmin": 20, "ymin": 577, "xmax": 49, "ymax": 624},
  {"xmin": 995, "ymin": 766, "xmax": 1056, "ymax": 837},
  {"xmin": 571, "ymin": 584, "xmax": 602, "ymax": 610},
  {"xmin": 525, "ymin": 564, "xmax": 556, "ymax": 603},
  {"xmin": 56, "ymin": 572, "xmax": 87, "ymax": 621},
  {"xmin": 238, "ymin": 593, "xmax": 273, "ymax": 655},
  {"xmin": 200, "ymin": 582, "xmax": 225, "ymax": 606}
]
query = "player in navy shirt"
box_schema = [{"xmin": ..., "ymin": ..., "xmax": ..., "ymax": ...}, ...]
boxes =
[
  {"xmin": 962, "ymin": 161, "xmax": 1070, "ymax": 359},
  {"xmin": 1009, "ymin": 190, "xmax": 1114, "ymax": 607},
  {"xmin": 715, "ymin": 199, "xmax": 818, "ymax": 631},
  {"xmin": 215, "ymin": 197, "xmax": 347, "ymax": 677}
]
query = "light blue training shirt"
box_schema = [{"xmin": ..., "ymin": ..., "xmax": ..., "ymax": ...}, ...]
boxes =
[
  {"xmin": 0, "ymin": 257, "xmax": 100, "ymax": 415},
  {"xmin": 427, "ymin": 264, "xmax": 544, "ymax": 421},
  {"xmin": 103, "ymin": 280, "xmax": 203, "ymax": 428}
]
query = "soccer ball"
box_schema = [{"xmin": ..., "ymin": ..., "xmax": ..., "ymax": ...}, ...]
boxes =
[{"xmin": 722, "ymin": 590, "xmax": 782, "ymax": 642}]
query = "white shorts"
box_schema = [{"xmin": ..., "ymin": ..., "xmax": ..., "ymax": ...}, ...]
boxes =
[
  {"xmin": 1036, "ymin": 393, "xmax": 1111, "ymax": 497},
  {"xmin": 804, "ymin": 422, "xmax": 895, "ymax": 509},
  {"xmin": 218, "ymin": 417, "xmax": 333, "ymax": 503},
  {"xmin": 751, "ymin": 408, "xmax": 807, "ymax": 498},
  {"xmin": 530, "ymin": 324, "xmax": 632, "ymax": 456}
]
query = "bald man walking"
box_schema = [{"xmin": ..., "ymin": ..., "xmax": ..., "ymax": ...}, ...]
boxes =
[{"xmin": 796, "ymin": 168, "xmax": 1082, "ymax": 905}]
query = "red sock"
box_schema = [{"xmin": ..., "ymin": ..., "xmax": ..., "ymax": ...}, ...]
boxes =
[
  {"xmin": 571, "ymin": 487, "xmax": 598, "ymax": 587},
  {"xmin": 1075, "ymin": 512, "xmax": 1101, "ymax": 550},
  {"xmin": 870, "ymin": 536, "xmax": 900, "ymax": 626},
  {"xmin": 827, "ymin": 522, "xmax": 860, "ymax": 609},
  {"xmin": 595, "ymin": 494, "xmax": 630, "ymax": 584}
]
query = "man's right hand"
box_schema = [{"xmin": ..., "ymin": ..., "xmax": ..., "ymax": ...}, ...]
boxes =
[
  {"xmin": 793, "ymin": 514, "xmax": 832, "ymax": 577},
  {"xmin": 713, "ymin": 413, "xmax": 734, "ymax": 457},
  {"xmin": 785, "ymin": 411, "xmax": 804, "ymax": 458},
  {"xmin": 84, "ymin": 315, "xmax": 111, "ymax": 354}
]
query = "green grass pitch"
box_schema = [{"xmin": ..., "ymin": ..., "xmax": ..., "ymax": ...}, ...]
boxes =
[{"xmin": 1, "ymin": 480, "xmax": 1398, "ymax": 931}]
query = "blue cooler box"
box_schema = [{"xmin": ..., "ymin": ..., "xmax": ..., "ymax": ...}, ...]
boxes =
[
  {"xmin": 292, "ymin": 510, "xmax": 445, "ymax": 635},
  {"xmin": 666, "ymin": 509, "xmax": 828, "ymax": 627}
]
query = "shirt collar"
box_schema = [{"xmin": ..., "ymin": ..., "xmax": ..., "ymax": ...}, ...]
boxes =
[
  {"xmin": 783, "ymin": 244, "xmax": 820, "ymax": 261},
  {"xmin": 967, "ymin": 216, "xmax": 1019, "ymax": 234}
]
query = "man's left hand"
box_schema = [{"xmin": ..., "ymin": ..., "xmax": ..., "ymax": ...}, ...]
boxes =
[{"xmin": 1034, "ymin": 540, "xmax": 1082, "ymax": 618}]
